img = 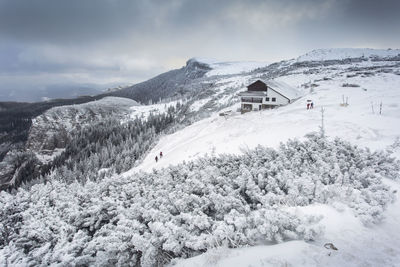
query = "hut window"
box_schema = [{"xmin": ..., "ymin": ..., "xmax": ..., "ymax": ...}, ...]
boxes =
[
  {"xmin": 272, "ymin": 97, "xmax": 276, "ymax": 102},
  {"xmin": 266, "ymin": 97, "xmax": 270, "ymax": 101}
]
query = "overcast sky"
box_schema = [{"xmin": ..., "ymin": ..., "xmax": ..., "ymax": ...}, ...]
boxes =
[{"xmin": 0, "ymin": 0, "xmax": 399, "ymax": 102}]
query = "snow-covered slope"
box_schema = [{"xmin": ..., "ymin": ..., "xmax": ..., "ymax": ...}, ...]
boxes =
[
  {"xmin": 297, "ymin": 48, "xmax": 400, "ymax": 62},
  {"xmin": 128, "ymin": 71, "xmax": 400, "ymax": 173},
  {"xmin": 192, "ymin": 58, "xmax": 269, "ymax": 77},
  {"xmin": 123, "ymin": 50, "xmax": 400, "ymax": 266},
  {"xmin": 126, "ymin": 49, "xmax": 400, "ymax": 170}
]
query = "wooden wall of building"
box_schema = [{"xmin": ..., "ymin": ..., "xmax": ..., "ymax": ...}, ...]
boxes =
[{"xmin": 247, "ymin": 80, "xmax": 267, "ymax": 91}]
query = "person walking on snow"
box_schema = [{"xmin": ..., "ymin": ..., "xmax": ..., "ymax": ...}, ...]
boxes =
[
  {"xmin": 307, "ymin": 103, "xmax": 310, "ymax": 109},
  {"xmin": 155, "ymin": 156, "xmax": 158, "ymax": 163},
  {"xmin": 160, "ymin": 151, "xmax": 163, "ymax": 158},
  {"xmin": 311, "ymin": 102, "xmax": 314, "ymax": 109}
]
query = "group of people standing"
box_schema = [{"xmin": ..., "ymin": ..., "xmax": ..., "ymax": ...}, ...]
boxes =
[{"xmin": 155, "ymin": 151, "xmax": 163, "ymax": 162}]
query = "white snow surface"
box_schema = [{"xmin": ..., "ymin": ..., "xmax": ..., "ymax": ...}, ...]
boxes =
[
  {"xmin": 297, "ymin": 48, "xmax": 400, "ymax": 62},
  {"xmin": 123, "ymin": 59, "xmax": 400, "ymax": 266},
  {"xmin": 193, "ymin": 58, "xmax": 269, "ymax": 77}
]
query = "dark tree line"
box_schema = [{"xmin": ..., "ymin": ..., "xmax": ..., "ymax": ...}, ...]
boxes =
[
  {"xmin": 1, "ymin": 100, "xmax": 189, "ymax": 191},
  {"xmin": 0, "ymin": 96, "xmax": 103, "ymax": 159},
  {"xmin": 46, "ymin": 104, "xmax": 179, "ymax": 184},
  {"xmin": 0, "ymin": 151, "xmax": 41, "ymax": 191}
]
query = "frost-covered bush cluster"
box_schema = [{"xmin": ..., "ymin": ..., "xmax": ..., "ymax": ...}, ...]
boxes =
[{"xmin": 0, "ymin": 134, "xmax": 399, "ymax": 266}]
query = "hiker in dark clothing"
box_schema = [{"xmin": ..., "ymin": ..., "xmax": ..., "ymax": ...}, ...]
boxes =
[
  {"xmin": 307, "ymin": 103, "xmax": 310, "ymax": 109},
  {"xmin": 311, "ymin": 102, "xmax": 314, "ymax": 109},
  {"xmin": 160, "ymin": 151, "xmax": 163, "ymax": 158},
  {"xmin": 155, "ymin": 156, "xmax": 158, "ymax": 163}
]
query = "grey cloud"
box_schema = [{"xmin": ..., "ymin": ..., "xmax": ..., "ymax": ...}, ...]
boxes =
[
  {"xmin": 0, "ymin": 0, "xmax": 346, "ymax": 43},
  {"xmin": 0, "ymin": 0, "xmax": 146, "ymax": 43}
]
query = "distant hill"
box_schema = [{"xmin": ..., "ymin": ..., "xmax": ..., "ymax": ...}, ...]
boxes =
[
  {"xmin": 105, "ymin": 58, "xmax": 212, "ymax": 104},
  {"xmin": 296, "ymin": 48, "xmax": 400, "ymax": 62}
]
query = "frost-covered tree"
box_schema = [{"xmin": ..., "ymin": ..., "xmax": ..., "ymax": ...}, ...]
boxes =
[{"xmin": 1, "ymin": 134, "xmax": 399, "ymax": 266}]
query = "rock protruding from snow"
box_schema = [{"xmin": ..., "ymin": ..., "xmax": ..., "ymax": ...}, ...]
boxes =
[
  {"xmin": 185, "ymin": 58, "xmax": 214, "ymax": 71},
  {"xmin": 297, "ymin": 48, "xmax": 400, "ymax": 62}
]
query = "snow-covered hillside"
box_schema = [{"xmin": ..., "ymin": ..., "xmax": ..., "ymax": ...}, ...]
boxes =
[
  {"xmin": 191, "ymin": 58, "xmax": 269, "ymax": 77},
  {"xmin": 129, "ymin": 59, "xmax": 400, "ymax": 173},
  {"xmin": 123, "ymin": 48, "xmax": 400, "ymax": 266},
  {"xmin": 297, "ymin": 48, "xmax": 400, "ymax": 62}
]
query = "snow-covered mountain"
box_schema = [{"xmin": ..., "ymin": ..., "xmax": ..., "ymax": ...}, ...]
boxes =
[{"xmin": 1, "ymin": 48, "xmax": 400, "ymax": 266}]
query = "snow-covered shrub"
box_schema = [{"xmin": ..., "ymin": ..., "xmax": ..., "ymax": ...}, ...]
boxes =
[
  {"xmin": 0, "ymin": 134, "xmax": 398, "ymax": 266},
  {"xmin": 342, "ymin": 83, "xmax": 360, "ymax": 87}
]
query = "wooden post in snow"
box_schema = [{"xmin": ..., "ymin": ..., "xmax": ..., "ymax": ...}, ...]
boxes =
[{"xmin": 320, "ymin": 107, "xmax": 325, "ymax": 138}]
